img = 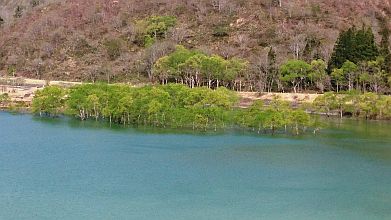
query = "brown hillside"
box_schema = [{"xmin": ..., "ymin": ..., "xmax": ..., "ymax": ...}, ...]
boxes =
[{"xmin": 0, "ymin": 0, "xmax": 390, "ymax": 82}]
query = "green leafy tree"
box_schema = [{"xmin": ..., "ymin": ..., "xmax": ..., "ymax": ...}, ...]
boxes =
[
  {"xmin": 341, "ymin": 60, "xmax": 358, "ymax": 91},
  {"xmin": 367, "ymin": 57, "xmax": 386, "ymax": 93},
  {"xmin": 263, "ymin": 109, "xmax": 285, "ymax": 135},
  {"xmin": 34, "ymin": 83, "xmax": 320, "ymax": 134},
  {"xmin": 309, "ymin": 59, "xmax": 328, "ymax": 92},
  {"xmin": 313, "ymin": 92, "xmax": 337, "ymax": 116},
  {"xmin": 288, "ymin": 109, "xmax": 311, "ymax": 135},
  {"xmin": 358, "ymin": 92, "xmax": 378, "ymax": 119},
  {"xmin": 0, "ymin": 93, "xmax": 10, "ymax": 106},
  {"xmin": 280, "ymin": 59, "xmax": 311, "ymax": 93},
  {"xmin": 331, "ymin": 68, "xmax": 345, "ymax": 92},
  {"xmin": 376, "ymin": 96, "xmax": 391, "ymax": 119},
  {"xmin": 32, "ymin": 86, "xmax": 66, "ymax": 116},
  {"xmin": 135, "ymin": 16, "xmax": 176, "ymax": 47}
]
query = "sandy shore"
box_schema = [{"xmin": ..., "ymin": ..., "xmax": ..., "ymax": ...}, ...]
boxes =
[
  {"xmin": 0, "ymin": 77, "xmax": 81, "ymax": 104},
  {"xmin": 238, "ymin": 92, "xmax": 321, "ymax": 108}
]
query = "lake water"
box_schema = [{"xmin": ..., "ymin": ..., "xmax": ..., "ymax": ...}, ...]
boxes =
[{"xmin": 0, "ymin": 112, "xmax": 390, "ymax": 220}]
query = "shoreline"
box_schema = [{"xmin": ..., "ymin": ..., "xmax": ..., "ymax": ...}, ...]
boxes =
[
  {"xmin": 0, "ymin": 77, "xmax": 321, "ymax": 108},
  {"xmin": 1, "ymin": 77, "xmax": 391, "ymax": 123}
]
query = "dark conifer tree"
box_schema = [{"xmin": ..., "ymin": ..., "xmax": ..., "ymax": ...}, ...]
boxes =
[
  {"xmin": 354, "ymin": 26, "xmax": 378, "ymax": 62},
  {"xmin": 328, "ymin": 27, "xmax": 356, "ymax": 71},
  {"xmin": 328, "ymin": 26, "xmax": 379, "ymax": 71}
]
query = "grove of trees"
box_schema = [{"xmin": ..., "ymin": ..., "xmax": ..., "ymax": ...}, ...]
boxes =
[
  {"xmin": 312, "ymin": 91, "xmax": 391, "ymax": 120},
  {"xmin": 32, "ymin": 84, "xmax": 316, "ymax": 135},
  {"xmin": 149, "ymin": 25, "xmax": 391, "ymax": 94},
  {"xmin": 153, "ymin": 46, "xmax": 248, "ymax": 90}
]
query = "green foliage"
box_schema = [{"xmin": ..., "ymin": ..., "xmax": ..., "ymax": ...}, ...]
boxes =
[
  {"xmin": 135, "ymin": 15, "xmax": 177, "ymax": 47},
  {"xmin": 313, "ymin": 92, "xmax": 338, "ymax": 116},
  {"xmin": 145, "ymin": 16, "xmax": 176, "ymax": 38},
  {"xmin": 0, "ymin": 93, "xmax": 10, "ymax": 105},
  {"xmin": 328, "ymin": 26, "xmax": 379, "ymax": 71},
  {"xmin": 331, "ymin": 68, "xmax": 344, "ymax": 92},
  {"xmin": 280, "ymin": 59, "xmax": 311, "ymax": 93},
  {"xmin": 7, "ymin": 65, "xmax": 16, "ymax": 76},
  {"xmin": 153, "ymin": 45, "xmax": 248, "ymax": 89},
  {"xmin": 312, "ymin": 92, "xmax": 391, "ymax": 120},
  {"xmin": 239, "ymin": 97, "xmax": 313, "ymax": 135},
  {"xmin": 289, "ymin": 109, "xmax": 311, "ymax": 135},
  {"xmin": 309, "ymin": 59, "xmax": 327, "ymax": 92},
  {"xmin": 341, "ymin": 60, "xmax": 358, "ymax": 91},
  {"xmin": 31, "ymin": 83, "xmax": 322, "ymax": 134},
  {"xmin": 64, "ymin": 83, "xmax": 239, "ymax": 128},
  {"xmin": 32, "ymin": 86, "xmax": 66, "ymax": 116}
]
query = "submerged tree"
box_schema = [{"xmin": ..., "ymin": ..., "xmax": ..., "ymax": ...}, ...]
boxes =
[{"xmin": 32, "ymin": 86, "xmax": 66, "ymax": 116}]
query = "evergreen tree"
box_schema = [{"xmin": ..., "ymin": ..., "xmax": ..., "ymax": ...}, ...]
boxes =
[
  {"xmin": 354, "ymin": 26, "xmax": 378, "ymax": 62},
  {"xmin": 328, "ymin": 26, "xmax": 379, "ymax": 71},
  {"xmin": 328, "ymin": 27, "xmax": 356, "ymax": 71},
  {"xmin": 0, "ymin": 16, "xmax": 4, "ymax": 27}
]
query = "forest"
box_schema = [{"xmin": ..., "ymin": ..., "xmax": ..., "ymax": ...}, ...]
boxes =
[
  {"xmin": 151, "ymin": 25, "xmax": 391, "ymax": 94},
  {"xmin": 30, "ymin": 84, "xmax": 391, "ymax": 135},
  {"xmin": 31, "ymin": 84, "xmax": 313, "ymax": 135}
]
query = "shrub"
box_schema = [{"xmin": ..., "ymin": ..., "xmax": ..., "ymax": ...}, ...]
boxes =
[{"xmin": 104, "ymin": 39, "xmax": 122, "ymax": 60}]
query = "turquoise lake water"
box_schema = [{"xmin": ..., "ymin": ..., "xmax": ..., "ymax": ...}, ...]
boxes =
[{"xmin": 0, "ymin": 112, "xmax": 390, "ymax": 220}]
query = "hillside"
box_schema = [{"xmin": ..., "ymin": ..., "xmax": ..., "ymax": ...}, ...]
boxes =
[{"xmin": 0, "ymin": 0, "xmax": 390, "ymax": 85}]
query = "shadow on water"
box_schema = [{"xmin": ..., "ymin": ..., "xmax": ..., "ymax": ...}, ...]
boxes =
[
  {"xmin": 30, "ymin": 113, "xmax": 305, "ymax": 139},
  {"xmin": 318, "ymin": 118, "xmax": 391, "ymax": 162},
  {"xmin": 31, "ymin": 114, "xmax": 230, "ymax": 137},
  {"xmin": 20, "ymin": 112, "xmax": 391, "ymax": 162}
]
